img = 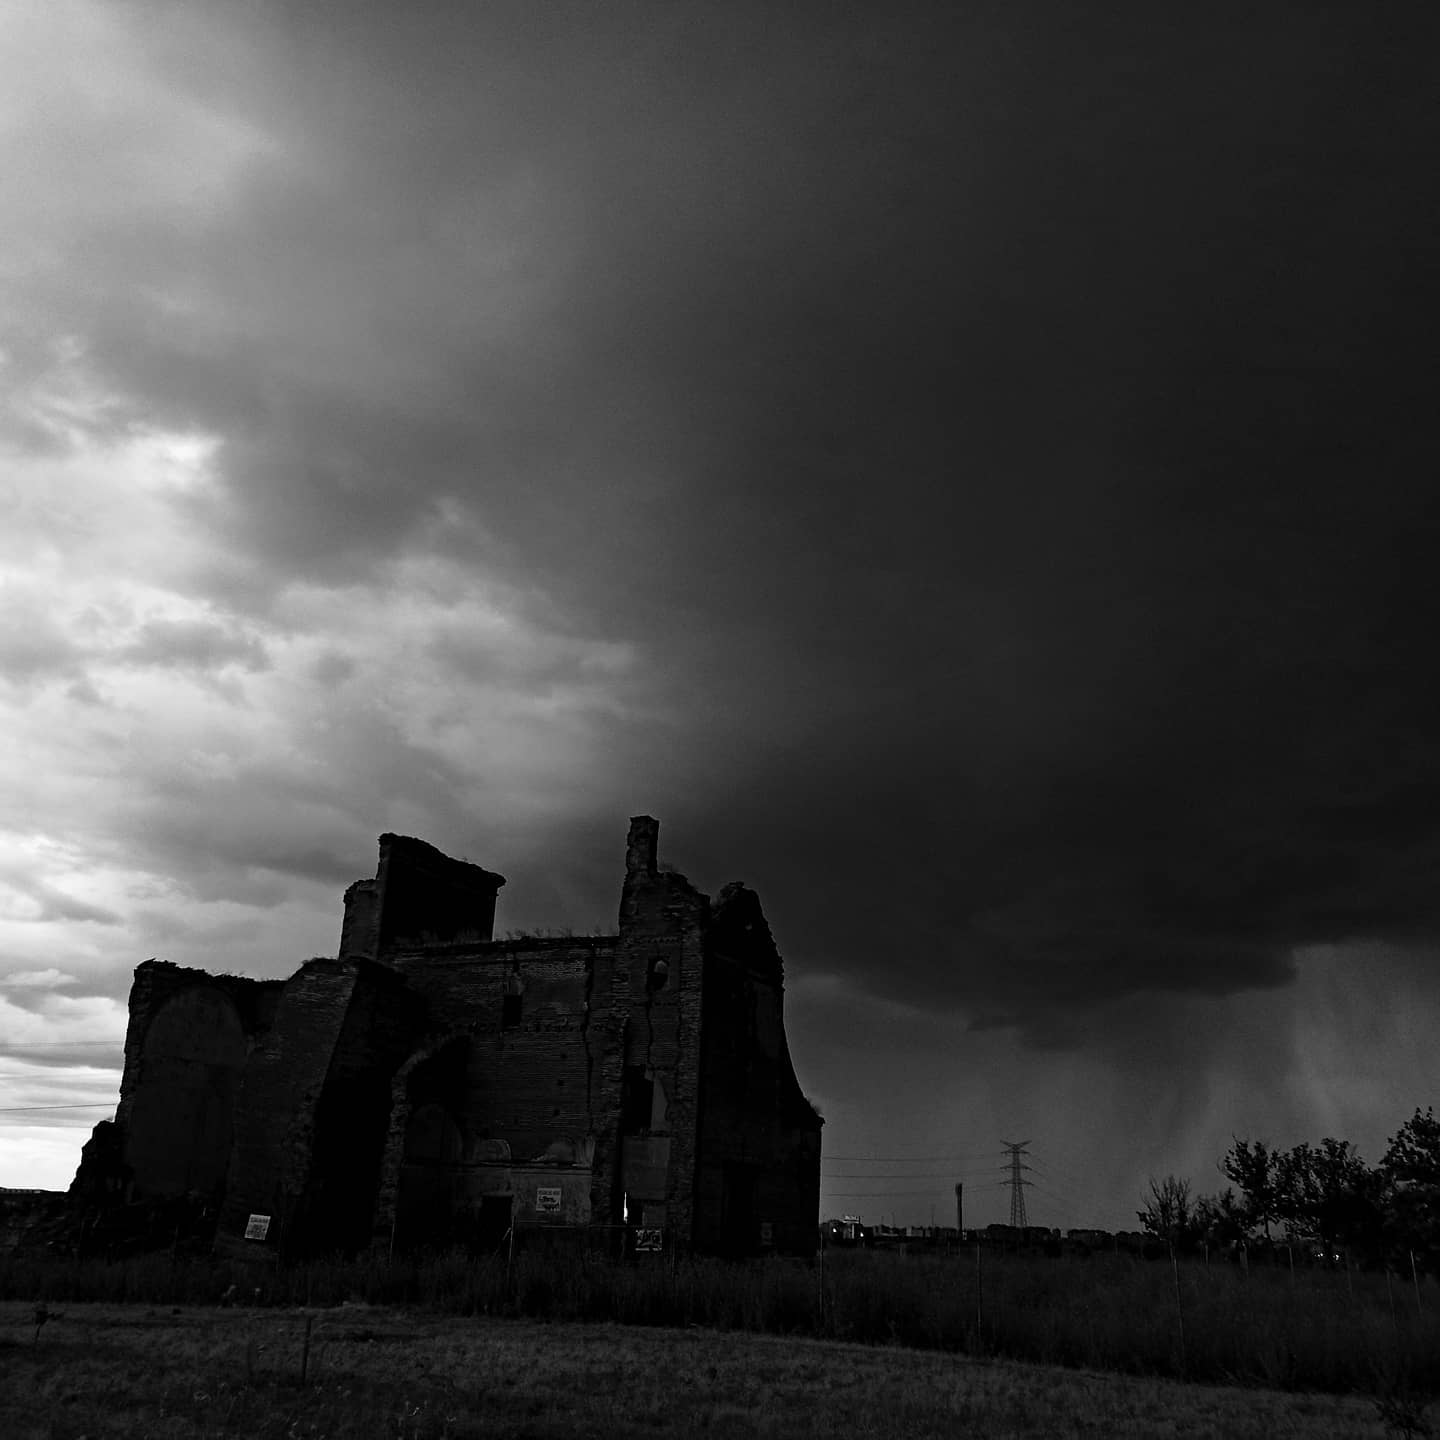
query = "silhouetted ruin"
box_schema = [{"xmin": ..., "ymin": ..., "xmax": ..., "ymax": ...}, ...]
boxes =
[{"xmin": 71, "ymin": 818, "xmax": 822, "ymax": 1259}]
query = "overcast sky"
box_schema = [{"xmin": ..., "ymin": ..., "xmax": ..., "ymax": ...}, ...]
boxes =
[{"xmin": 3, "ymin": 2, "xmax": 1438, "ymax": 1230}]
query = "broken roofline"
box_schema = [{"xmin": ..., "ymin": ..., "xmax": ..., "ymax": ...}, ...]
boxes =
[{"xmin": 347, "ymin": 817, "xmax": 784, "ymax": 975}]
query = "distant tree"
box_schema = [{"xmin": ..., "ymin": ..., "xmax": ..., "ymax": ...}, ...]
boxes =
[
  {"xmin": 1309, "ymin": 1138, "xmax": 1383, "ymax": 1257},
  {"xmin": 1138, "ymin": 1175, "xmax": 1199, "ymax": 1249},
  {"xmin": 1380, "ymin": 1107, "xmax": 1440, "ymax": 1271},
  {"xmin": 1274, "ymin": 1142, "xmax": 1320, "ymax": 1243},
  {"xmin": 1193, "ymin": 1187, "xmax": 1248, "ymax": 1249},
  {"xmin": 1381, "ymin": 1107, "xmax": 1440, "ymax": 1188},
  {"xmin": 1272, "ymin": 1139, "xmax": 1382, "ymax": 1256},
  {"xmin": 1222, "ymin": 1138, "xmax": 1281, "ymax": 1241}
]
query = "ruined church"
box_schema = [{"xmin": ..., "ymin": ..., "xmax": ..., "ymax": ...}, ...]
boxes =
[{"xmin": 76, "ymin": 818, "xmax": 822, "ymax": 1258}]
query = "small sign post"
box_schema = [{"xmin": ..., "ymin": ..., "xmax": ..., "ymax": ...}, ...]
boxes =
[{"xmin": 244, "ymin": 1214, "xmax": 271, "ymax": 1242}]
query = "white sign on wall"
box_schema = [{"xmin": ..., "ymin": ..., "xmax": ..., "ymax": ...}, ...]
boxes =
[
  {"xmin": 535, "ymin": 1186, "xmax": 562, "ymax": 1215},
  {"xmin": 244, "ymin": 1214, "xmax": 271, "ymax": 1241}
]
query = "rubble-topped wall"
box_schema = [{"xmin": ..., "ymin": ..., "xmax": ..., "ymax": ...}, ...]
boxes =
[
  {"xmin": 217, "ymin": 958, "xmax": 368, "ymax": 1255},
  {"xmin": 71, "ymin": 962, "xmax": 284, "ymax": 1205},
  {"xmin": 376, "ymin": 935, "xmax": 619, "ymax": 1248},
  {"xmin": 609, "ymin": 816, "xmax": 708, "ymax": 1243},
  {"xmin": 77, "ymin": 816, "xmax": 822, "ymax": 1259},
  {"xmin": 304, "ymin": 961, "xmax": 424, "ymax": 1254},
  {"xmin": 340, "ymin": 834, "xmax": 505, "ymax": 961},
  {"xmin": 695, "ymin": 882, "xmax": 822, "ymax": 1256}
]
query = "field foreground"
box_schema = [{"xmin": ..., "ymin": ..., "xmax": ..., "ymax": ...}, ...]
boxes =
[{"xmin": 0, "ymin": 1302, "xmax": 1408, "ymax": 1439}]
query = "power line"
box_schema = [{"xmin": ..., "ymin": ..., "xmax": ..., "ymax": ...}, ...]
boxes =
[
  {"xmin": 1027, "ymin": 1159, "xmax": 1088, "ymax": 1189},
  {"xmin": 823, "ymin": 1187, "xmax": 965, "ymax": 1195},
  {"xmin": 826, "ymin": 1191, "xmax": 960, "ymax": 1199},
  {"xmin": 827, "ymin": 1183, "xmax": 1006, "ymax": 1197},
  {"xmin": 823, "ymin": 1171, "xmax": 970, "ymax": 1180},
  {"xmin": 819, "ymin": 1154, "xmax": 972, "ymax": 1163}
]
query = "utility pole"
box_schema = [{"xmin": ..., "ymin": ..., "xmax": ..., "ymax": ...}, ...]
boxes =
[
  {"xmin": 955, "ymin": 1182, "xmax": 963, "ymax": 1239},
  {"xmin": 1001, "ymin": 1140, "xmax": 1033, "ymax": 1229}
]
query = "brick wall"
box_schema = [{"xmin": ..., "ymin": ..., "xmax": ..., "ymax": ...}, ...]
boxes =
[
  {"xmin": 79, "ymin": 819, "xmax": 821, "ymax": 1260},
  {"xmin": 218, "ymin": 959, "xmax": 364, "ymax": 1255},
  {"xmin": 375, "ymin": 936, "xmax": 619, "ymax": 1249},
  {"xmin": 613, "ymin": 816, "xmax": 708, "ymax": 1246},
  {"xmin": 375, "ymin": 834, "xmax": 505, "ymax": 953},
  {"xmin": 695, "ymin": 884, "xmax": 822, "ymax": 1255},
  {"xmin": 305, "ymin": 961, "xmax": 424, "ymax": 1253},
  {"xmin": 78, "ymin": 961, "xmax": 283, "ymax": 1204}
]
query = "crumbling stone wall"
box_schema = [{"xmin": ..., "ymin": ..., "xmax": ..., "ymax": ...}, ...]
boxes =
[
  {"xmin": 695, "ymin": 883, "xmax": 822, "ymax": 1255},
  {"xmin": 304, "ymin": 961, "xmax": 423, "ymax": 1253},
  {"xmin": 71, "ymin": 961, "xmax": 284, "ymax": 1205},
  {"xmin": 374, "ymin": 936, "xmax": 619, "ymax": 1248},
  {"xmin": 340, "ymin": 834, "xmax": 504, "ymax": 962},
  {"xmin": 610, "ymin": 816, "xmax": 708, "ymax": 1243},
  {"xmin": 85, "ymin": 816, "xmax": 822, "ymax": 1259},
  {"xmin": 218, "ymin": 959, "xmax": 365, "ymax": 1255}
]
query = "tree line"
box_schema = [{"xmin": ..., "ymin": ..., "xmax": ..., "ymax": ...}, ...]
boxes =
[{"xmin": 1139, "ymin": 1105, "xmax": 1440, "ymax": 1268}]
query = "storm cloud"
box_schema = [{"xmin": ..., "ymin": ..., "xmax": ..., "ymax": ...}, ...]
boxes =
[{"xmin": 3, "ymin": 1, "xmax": 1438, "ymax": 1223}]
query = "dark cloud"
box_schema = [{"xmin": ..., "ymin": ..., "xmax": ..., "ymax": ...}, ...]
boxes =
[
  {"xmin": 9, "ymin": 1, "xmax": 1440, "ymax": 1058},
  {"xmin": 119, "ymin": 618, "xmax": 271, "ymax": 674},
  {"xmin": 0, "ymin": 869, "xmax": 121, "ymax": 927},
  {"xmin": 0, "ymin": 601, "xmax": 87, "ymax": 691}
]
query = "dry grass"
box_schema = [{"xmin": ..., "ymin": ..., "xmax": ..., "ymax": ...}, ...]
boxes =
[
  {"xmin": 0, "ymin": 1301, "xmax": 1407, "ymax": 1439},
  {"xmin": 6, "ymin": 1246, "xmax": 1435, "ymax": 1397}
]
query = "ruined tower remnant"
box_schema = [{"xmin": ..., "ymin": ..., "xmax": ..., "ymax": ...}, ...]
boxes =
[{"xmin": 74, "ymin": 819, "xmax": 822, "ymax": 1259}]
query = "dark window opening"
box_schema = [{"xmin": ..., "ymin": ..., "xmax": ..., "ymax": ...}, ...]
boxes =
[
  {"xmin": 621, "ymin": 1066, "xmax": 654, "ymax": 1133},
  {"xmin": 646, "ymin": 958, "xmax": 669, "ymax": 992},
  {"xmin": 502, "ymin": 971, "xmax": 523, "ymax": 1028}
]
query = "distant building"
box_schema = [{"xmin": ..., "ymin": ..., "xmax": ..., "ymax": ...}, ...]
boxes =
[{"xmin": 74, "ymin": 818, "xmax": 822, "ymax": 1258}]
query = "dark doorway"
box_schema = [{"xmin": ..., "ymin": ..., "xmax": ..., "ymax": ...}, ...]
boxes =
[
  {"xmin": 478, "ymin": 1194, "xmax": 512, "ymax": 1251},
  {"xmin": 620, "ymin": 1067, "xmax": 654, "ymax": 1133},
  {"xmin": 721, "ymin": 1163, "xmax": 758, "ymax": 1256},
  {"xmin": 396, "ymin": 1102, "xmax": 463, "ymax": 1249}
]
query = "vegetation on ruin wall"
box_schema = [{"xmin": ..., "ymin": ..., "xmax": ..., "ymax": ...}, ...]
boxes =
[{"xmin": 3, "ymin": 1246, "xmax": 1435, "ymax": 1398}]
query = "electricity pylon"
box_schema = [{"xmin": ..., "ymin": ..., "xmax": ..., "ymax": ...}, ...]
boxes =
[{"xmin": 1001, "ymin": 1140, "xmax": 1033, "ymax": 1229}]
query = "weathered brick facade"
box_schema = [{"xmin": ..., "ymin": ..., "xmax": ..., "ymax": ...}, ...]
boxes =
[{"xmin": 76, "ymin": 819, "xmax": 821, "ymax": 1258}]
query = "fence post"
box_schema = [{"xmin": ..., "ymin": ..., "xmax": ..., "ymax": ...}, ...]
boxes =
[
  {"xmin": 1171, "ymin": 1243, "xmax": 1187, "ymax": 1377},
  {"xmin": 816, "ymin": 1235, "xmax": 824, "ymax": 1333},
  {"xmin": 974, "ymin": 1238, "xmax": 983, "ymax": 1352},
  {"xmin": 1412, "ymin": 1250, "xmax": 1423, "ymax": 1320}
]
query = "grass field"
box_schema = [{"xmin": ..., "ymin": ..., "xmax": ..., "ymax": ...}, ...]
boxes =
[
  {"xmin": 5, "ymin": 1246, "xmax": 1434, "ymax": 1396},
  {"xmin": 0, "ymin": 1301, "xmax": 1416, "ymax": 1438}
]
